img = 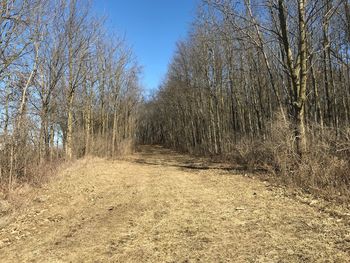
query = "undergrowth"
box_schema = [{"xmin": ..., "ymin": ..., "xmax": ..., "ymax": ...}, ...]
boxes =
[{"xmin": 233, "ymin": 116, "xmax": 350, "ymax": 202}]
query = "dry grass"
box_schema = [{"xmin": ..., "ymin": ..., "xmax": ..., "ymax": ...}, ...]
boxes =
[
  {"xmin": 0, "ymin": 146, "xmax": 349, "ymax": 262},
  {"xmin": 0, "ymin": 133, "xmax": 136, "ymax": 195},
  {"xmin": 0, "ymin": 159, "xmax": 62, "ymax": 196},
  {"xmin": 231, "ymin": 116, "xmax": 350, "ymax": 203}
]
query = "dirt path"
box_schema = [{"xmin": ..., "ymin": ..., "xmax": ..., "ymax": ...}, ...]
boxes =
[{"xmin": 0, "ymin": 146, "xmax": 349, "ymax": 262}]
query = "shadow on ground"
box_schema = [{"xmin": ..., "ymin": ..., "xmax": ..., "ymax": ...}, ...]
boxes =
[{"xmin": 132, "ymin": 145, "xmax": 265, "ymax": 174}]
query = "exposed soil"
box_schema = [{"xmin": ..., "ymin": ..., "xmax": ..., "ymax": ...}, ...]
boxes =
[{"xmin": 0, "ymin": 146, "xmax": 349, "ymax": 262}]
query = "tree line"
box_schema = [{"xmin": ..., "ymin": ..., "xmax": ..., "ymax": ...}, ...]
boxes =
[
  {"xmin": 139, "ymin": 0, "xmax": 350, "ymax": 195},
  {"xmin": 0, "ymin": 0, "xmax": 141, "ymax": 189}
]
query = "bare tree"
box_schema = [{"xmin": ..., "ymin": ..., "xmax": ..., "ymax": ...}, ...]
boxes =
[{"xmin": 0, "ymin": 0, "xmax": 142, "ymax": 189}]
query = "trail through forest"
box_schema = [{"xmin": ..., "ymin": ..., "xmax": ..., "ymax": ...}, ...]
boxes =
[{"xmin": 0, "ymin": 146, "xmax": 349, "ymax": 262}]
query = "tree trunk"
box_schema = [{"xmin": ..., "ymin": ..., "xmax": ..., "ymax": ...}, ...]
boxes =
[
  {"xmin": 66, "ymin": 92, "xmax": 74, "ymax": 159},
  {"xmin": 295, "ymin": 0, "xmax": 308, "ymax": 157},
  {"xmin": 278, "ymin": 0, "xmax": 308, "ymax": 158}
]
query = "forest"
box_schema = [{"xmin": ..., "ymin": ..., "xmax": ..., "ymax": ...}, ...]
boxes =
[
  {"xmin": 139, "ymin": 0, "xmax": 350, "ymax": 200},
  {"xmin": 1, "ymin": 0, "xmax": 350, "ymax": 261},
  {"xmin": 1, "ymin": 0, "xmax": 350, "ymax": 200},
  {"xmin": 0, "ymin": 0, "xmax": 141, "ymax": 190}
]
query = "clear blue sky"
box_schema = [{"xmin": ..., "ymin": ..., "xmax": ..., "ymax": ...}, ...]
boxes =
[{"xmin": 92, "ymin": 0, "xmax": 198, "ymax": 95}]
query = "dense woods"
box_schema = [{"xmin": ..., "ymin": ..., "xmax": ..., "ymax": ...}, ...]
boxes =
[
  {"xmin": 1, "ymin": 2, "xmax": 350, "ymax": 261},
  {"xmin": 139, "ymin": 0, "xmax": 350, "ymax": 198},
  {"xmin": 0, "ymin": 0, "xmax": 141, "ymax": 190},
  {"xmin": 1, "ymin": 0, "xmax": 349, "ymax": 199}
]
